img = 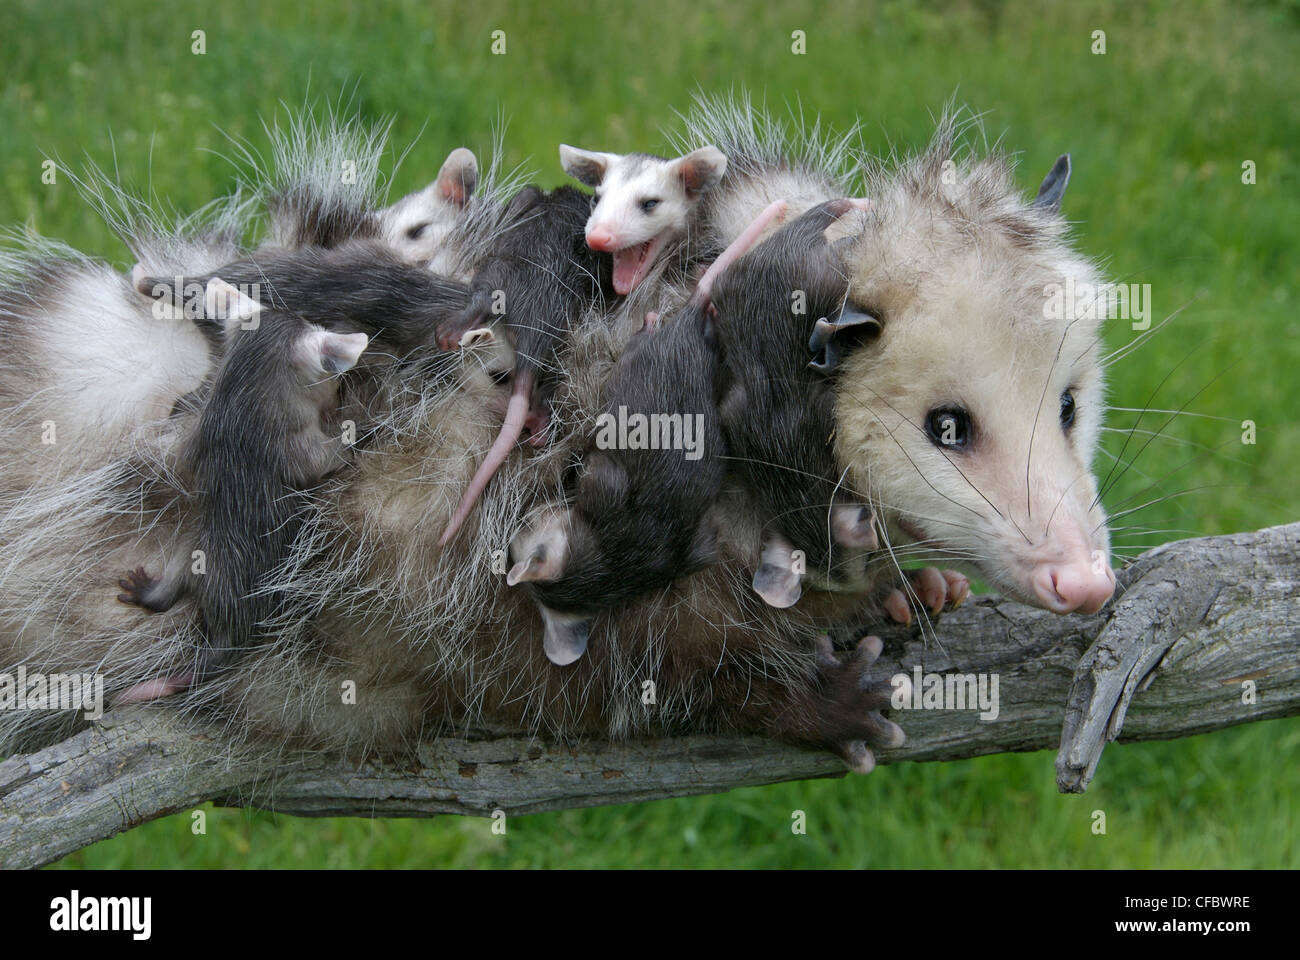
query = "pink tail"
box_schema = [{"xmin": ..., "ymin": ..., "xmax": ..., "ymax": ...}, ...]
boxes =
[
  {"xmin": 114, "ymin": 674, "xmax": 194, "ymax": 705},
  {"xmin": 439, "ymin": 373, "xmax": 533, "ymax": 546},
  {"xmin": 695, "ymin": 200, "xmax": 789, "ymax": 302}
]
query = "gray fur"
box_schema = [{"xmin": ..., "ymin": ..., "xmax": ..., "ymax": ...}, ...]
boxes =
[{"xmin": 0, "ymin": 98, "xmax": 1108, "ymax": 777}]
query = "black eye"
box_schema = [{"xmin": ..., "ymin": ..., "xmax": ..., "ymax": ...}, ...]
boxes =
[
  {"xmin": 1060, "ymin": 391, "xmax": 1076, "ymax": 430},
  {"xmin": 640, "ymin": 198, "xmax": 660, "ymax": 213},
  {"xmin": 925, "ymin": 407, "xmax": 972, "ymax": 450},
  {"xmin": 406, "ymin": 222, "xmax": 430, "ymax": 240}
]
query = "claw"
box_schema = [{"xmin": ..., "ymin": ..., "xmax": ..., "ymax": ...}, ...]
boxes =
[
  {"xmin": 942, "ymin": 569, "xmax": 971, "ymax": 608},
  {"xmin": 854, "ymin": 634, "xmax": 884, "ymax": 665},
  {"xmin": 884, "ymin": 589, "xmax": 912, "ymax": 625},
  {"xmin": 814, "ymin": 634, "xmax": 840, "ymax": 671},
  {"xmin": 913, "ymin": 566, "xmax": 948, "ymax": 614}
]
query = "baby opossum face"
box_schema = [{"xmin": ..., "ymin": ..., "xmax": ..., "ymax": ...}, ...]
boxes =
[
  {"xmin": 837, "ymin": 184, "xmax": 1112, "ymax": 608},
  {"xmin": 378, "ymin": 147, "xmax": 478, "ymax": 270},
  {"xmin": 560, "ymin": 145, "xmax": 727, "ymax": 295}
]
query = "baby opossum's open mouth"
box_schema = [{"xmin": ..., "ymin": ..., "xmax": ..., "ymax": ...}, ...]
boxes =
[{"xmin": 611, "ymin": 232, "xmax": 668, "ymax": 295}]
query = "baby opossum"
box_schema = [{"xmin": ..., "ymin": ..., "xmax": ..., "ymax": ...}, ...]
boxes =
[
  {"xmin": 268, "ymin": 130, "xmax": 479, "ymax": 266},
  {"xmin": 436, "ymin": 185, "xmax": 606, "ymax": 546},
  {"xmin": 560, "ymin": 144, "xmax": 727, "ymax": 295},
  {"xmin": 712, "ymin": 198, "xmax": 881, "ymax": 608},
  {"xmin": 116, "ymin": 278, "xmax": 370, "ymax": 700},
  {"xmin": 378, "ymin": 148, "xmax": 479, "ymax": 270},
  {"xmin": 122, "ymin": 244, "xmax": 470, "ymax": 698},
  {"xmin": 507, "ymin": 201, "xmax": 788, "ymax": 664},
  {"xmin": 137, "ymin": 240, "xmax": 471, "ymax": 366}
]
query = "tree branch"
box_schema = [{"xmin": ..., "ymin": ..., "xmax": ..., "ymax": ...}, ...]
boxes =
[{"xmin": 2, "ymin": 523, "xmax": 1297, "ymax": 868}]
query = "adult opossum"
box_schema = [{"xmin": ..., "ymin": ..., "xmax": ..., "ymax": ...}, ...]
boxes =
[{"xmin": 0, "ymin": 100, "xmax": 1116, "ymax": 778}]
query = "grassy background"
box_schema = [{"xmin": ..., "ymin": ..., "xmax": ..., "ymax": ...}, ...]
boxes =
[{"xmin": 2, "ymin": 0, "xmax": 1296, "ymax": 867}]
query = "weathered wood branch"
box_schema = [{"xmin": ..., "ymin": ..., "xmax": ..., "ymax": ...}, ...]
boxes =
[{"xmin": 2, "ymin": 523, "xmax": 1297, "ymax": 869}]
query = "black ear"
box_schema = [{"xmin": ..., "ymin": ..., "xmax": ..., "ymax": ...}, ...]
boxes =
[
  {"xmin": 1034, "ymin": 154, "xmax": 1071, "ymax": 213},
  {"xmin": 808, "ymin": 306, "xmax": 881, "ymax": 376}
]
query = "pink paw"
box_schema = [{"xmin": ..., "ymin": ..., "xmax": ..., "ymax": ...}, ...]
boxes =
[{"xmin": 884, "ymin": 568, "xmax": 971, "ymax": 625}]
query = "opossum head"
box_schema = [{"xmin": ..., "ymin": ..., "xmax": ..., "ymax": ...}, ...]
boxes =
[
  {"xmin": 833, "ymin": 145, "xmax": 1115, "ymax": 615},
  {"xmin": 378, "ymin": 147, "xmax": 478, "ymax": 266},
  {"xmin": 560, "ymin": 145, "xmax": 727, "ymax": 295},
  {"xmin": 507, "ymin": 451, "xmax": 721, "ymax": 667}
]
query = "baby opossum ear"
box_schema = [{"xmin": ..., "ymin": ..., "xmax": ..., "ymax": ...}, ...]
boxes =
[
  {"xmin": 559, "ymin": 145, "xmax": 615, "ymax": 187},
  {"xmin": 808, "ymin": 306, "xmax": 881, "ymax": 376},
  {"xmin": 436, "ymin": 147, "xmax": 479, "ymax": 208},
  {"xmin": 132, "ymin": 265, "xmax": 185, "ymax": 319},
  {"xmin": 300, "ymin": 330, "xmax": 370, "ymax": 375},
  {"xmin": 1033, "ymin": 154, "xmax": 1072, "ymax": 213},
  {"xmin": 130, "ymin": 263, "xmax": 153, "ymax": 296},
  {"xmin": 831, "ymin": 504, "xmax": 879, "ymax": 550},
  {"xmin": 538, "ymin": 604, "xmax": 590, "ymax": 667},
  {"xmin": 671, "ymin": 146, "xmax": 727, "ymax": 198},
  {"xmin": 507, "ymin": 515, "xmax": 571, "ymax": 585},
  {"xmin": 203, "ymin": 278, "xmax": 262, "ymax": 333},
  {"xmin": 752, "ymin": 536, "xmax": 803, "ymax": 609}
]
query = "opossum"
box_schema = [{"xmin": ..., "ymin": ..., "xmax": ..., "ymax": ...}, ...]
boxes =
[
  {"xmin": 506, "ymin": 200, "xmax": 787, "ymax": 664},
  {"xmin": 115, "ymin": 278, "xmax": 369, "ymax": 700},
  {"xmin": 376, "ymin": 148, "xmax": 479, "ymax": 270},
  {"xmin": 136, "ymin": 240, "xmax": 471, "ymax": 368},
  {"xmin": 436, "ymin": 185, "xmax": 606, "ymax": 545},
  {"xmin": 0, "ymin": 99, "xmax": 1117, "ymax": 779},
  {"xmin": 833, "ymin": 148, "xmax": 1115, "ymax": 616},
  {"xmin": 711, "ymin": 198, "xmax": 883, "ymax": 608},
  {"xmin": 559, "ymin": 144, "xmax": 727, "ymax": 294},
  {"xmin": 258, "ymin": 106, "xmax": 480, "ymax": 266},
  {"xmin": 123, "ymin": 243, "xmax": 471, "ymax": 697}
]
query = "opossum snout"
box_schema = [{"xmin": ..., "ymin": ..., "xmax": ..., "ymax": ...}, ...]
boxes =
[
  {"xmin": 585, "ymin": 226, "xmax": 618, "ymax": 251},
  {"xmin": 1031, "ymin": 551, "xmax": 1116, "ymax": 615}
]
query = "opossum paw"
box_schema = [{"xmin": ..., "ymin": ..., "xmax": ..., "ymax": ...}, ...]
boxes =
[
  {"xmin": 884, "ymin": 567, "xmax": 971, "ymax": 624},
  {"xmin": 117, "ymin": 566, "xmax": 163, "ymax": 611},
  {"xmin": 810, "ymin": 635, "xmax": 905, "ymax": 774}
]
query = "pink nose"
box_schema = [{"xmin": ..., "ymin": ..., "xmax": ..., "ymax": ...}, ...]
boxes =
[
  {"xmin": 1032, "ymin": 556, "xmax": 1116, "ymax": 615},
  {"xmin": 586, "ymin": 226, "xmax": 617, "ymax": 251}
]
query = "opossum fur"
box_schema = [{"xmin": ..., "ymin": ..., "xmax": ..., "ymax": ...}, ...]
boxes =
[{"xmin": 0, "ymin": 101, "xmax": 1110, "ymax": 777}]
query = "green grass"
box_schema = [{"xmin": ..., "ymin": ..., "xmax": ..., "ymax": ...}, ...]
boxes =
[{"xmin": 5, "ymin": 0, "xmax": 1297, "ymax": 868}]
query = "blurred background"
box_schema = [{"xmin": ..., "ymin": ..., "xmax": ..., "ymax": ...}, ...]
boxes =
[{"xmin": 2, "ymin": 0, "xmax": 1296, "ymax": 867}]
